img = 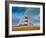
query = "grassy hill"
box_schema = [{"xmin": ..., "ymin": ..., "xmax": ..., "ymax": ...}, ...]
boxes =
[{"xmin": 12, "ymin": 24, "xmax": 40, "ymax": 31}]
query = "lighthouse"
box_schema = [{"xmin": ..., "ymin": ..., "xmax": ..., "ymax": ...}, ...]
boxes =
[{"xmin": 24, "ymin": 16, "xmax": 28, "ymax": 25}]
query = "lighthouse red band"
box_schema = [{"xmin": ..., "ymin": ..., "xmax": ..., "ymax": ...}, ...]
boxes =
[{"xmin": 24, "ymin": 17, "xmax": 28, "ymax": 25}]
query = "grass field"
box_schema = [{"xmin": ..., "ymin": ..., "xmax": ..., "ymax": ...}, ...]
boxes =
[{"xmin": 12, "ymin": 24, "xmax": 40, "ymax": 31}]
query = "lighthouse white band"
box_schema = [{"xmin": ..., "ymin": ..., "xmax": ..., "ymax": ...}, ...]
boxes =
[{"xmin": 24, "ymin": 22, "xmax": 28, "ymax": 24}]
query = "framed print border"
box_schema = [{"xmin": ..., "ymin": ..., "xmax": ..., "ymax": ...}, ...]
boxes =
[{"xmin": 5, "ymin": 1, "xmax": 45, "ymax": 37}]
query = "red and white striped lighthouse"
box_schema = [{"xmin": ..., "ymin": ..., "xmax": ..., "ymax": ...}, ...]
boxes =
[{"xmin": 24, "ymin": 16, "xmax": 28, "ymax": 25}]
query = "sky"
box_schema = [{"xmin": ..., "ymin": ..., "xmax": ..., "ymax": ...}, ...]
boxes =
[{"xmin": 12, "ymin": 7, "xmax": 40, "ymax": 26}]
